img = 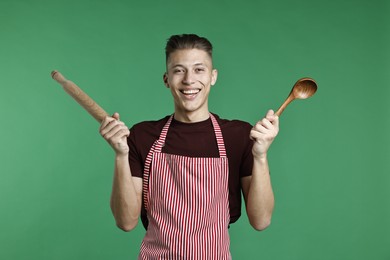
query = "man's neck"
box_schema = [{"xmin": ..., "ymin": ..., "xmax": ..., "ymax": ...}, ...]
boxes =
[{"xmin": 173, "ymin": 110, "xmax": 210, "ymax": 123}]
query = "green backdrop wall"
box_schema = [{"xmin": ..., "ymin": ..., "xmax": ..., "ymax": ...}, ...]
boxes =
[{"xmin": 1, "ymin": 0, "xmax": 389, "ymax": 259}]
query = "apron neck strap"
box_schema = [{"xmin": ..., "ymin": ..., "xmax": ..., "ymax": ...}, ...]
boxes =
[{"xmin": 155, "ymin": 113, "xmax": 227, "ymax": 157}]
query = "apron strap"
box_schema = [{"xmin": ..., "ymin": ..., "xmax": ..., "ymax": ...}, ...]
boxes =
[
  {"xmin": 153, "ymin": 115, "xmax": 173, "ymax": 152},
  {"xmin": 154, "ymin": 114, "xmax": 227, "ymax": 157},
  {"xmin": 210, "ymin": 113, "xmax": 227, "ymax": 158}
]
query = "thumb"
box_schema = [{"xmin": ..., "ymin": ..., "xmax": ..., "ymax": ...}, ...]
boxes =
[
  {"xmin": 266, "ymin": 109, "xmax": 274, "ymax": 118},
  {"xmin": 112, "ymin": 112, "xmax": 120, "ymax": 120},
  {"xmin": 266, "ymin": 109, "xmax": 279, "ymax": 127}
]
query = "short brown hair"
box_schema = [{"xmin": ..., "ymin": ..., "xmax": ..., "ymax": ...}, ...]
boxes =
[{"xmin": 165, "ymin": 34, "xmax": 213, "ymax": 62}]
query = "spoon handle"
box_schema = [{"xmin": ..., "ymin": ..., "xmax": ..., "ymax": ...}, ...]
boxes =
[{"xmin": 275, "ymin": 94, "xmax": 295, "ymax": 117}]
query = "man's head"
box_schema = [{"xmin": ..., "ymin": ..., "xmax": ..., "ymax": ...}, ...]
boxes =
[
  {"xmin": 165, "ymin": 34, "xmax": 213, "ymax": 64},
  {"xmin": 163, "ymin": 34, "xmax": 218, "ymax": 122}
]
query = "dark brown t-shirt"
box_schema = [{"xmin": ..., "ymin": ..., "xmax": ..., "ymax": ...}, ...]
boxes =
[{"xmin": 128, "ymin": 113, "xmax": 253, "ymax": 229}]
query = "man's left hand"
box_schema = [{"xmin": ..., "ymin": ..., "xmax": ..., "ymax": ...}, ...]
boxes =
[{"xmin": 250, "ymin": 110, "xmax": 279, "ymax": 159}]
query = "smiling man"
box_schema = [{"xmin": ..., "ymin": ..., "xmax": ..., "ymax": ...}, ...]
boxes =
[{"xmin": 99, "ymin": 34, "xmax": 279, "ymax": 259}]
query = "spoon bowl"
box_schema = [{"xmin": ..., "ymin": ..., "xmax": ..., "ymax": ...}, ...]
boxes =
[
  {"xmin": 275, "ymin": 78, "xmax": 317, "ymax": 117},
  {"xmin": 292, "ymin": 78, "xmax": 317, "ymax": 99}
]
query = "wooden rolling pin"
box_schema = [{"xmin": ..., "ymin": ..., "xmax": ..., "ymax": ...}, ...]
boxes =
[{"xmin": 51, "ymin": 70, "xmax": 109, "ymax": 123}]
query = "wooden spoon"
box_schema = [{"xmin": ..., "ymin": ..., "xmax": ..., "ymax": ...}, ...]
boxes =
[{"xmin": 275, "ymin": 78, "xmax": 317, "ymax": 117}]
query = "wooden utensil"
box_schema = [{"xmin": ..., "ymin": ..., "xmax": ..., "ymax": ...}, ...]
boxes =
[
  {"xmin": 275, "ymin": 78, "xmax": 317, "ymax": 117},
  {"xmin": 51, "ymin": 70, "xmax": 109, "ymax": 123}
]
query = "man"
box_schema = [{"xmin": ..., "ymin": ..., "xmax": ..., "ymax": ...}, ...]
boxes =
[{"xmin": 99, "ymin": 34, "xmax": 279, "ymax": 259}]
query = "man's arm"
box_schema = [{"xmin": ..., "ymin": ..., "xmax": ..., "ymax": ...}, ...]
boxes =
[
  {"xmin": 242, "ymin": 109, "xmax": 279, "ymax": 231},
  {"xmin": 100, "ymin": 113, "xmax": 142, "ymax": 231}
]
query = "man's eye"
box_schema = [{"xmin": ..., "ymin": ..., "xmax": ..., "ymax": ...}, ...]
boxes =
[
  {"xmin": 174, "ymin": 69, "xmax": 184, "ymax": 73},
  {"xmin": 195, "ymin": 68, "xmax": 205, "ymax": 72}
]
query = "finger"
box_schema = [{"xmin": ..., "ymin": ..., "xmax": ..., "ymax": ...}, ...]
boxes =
[
  {"xmin": 253, "ymin": 123, "xmax": 269, "ymax": 134},
  {"xmin": 265, "ymin": 109, "xmax": 279, "ymax": 128},
  {"xmin": 249, "ymin": 129, "xmax": 259, "ymax": 141},
  {"xmin": 271, "ymin": 114, "xmax": 279, "ymax": 128},
  {"xmin": 251, "ymin": 127, "xmax": 277, "ymax": 142},
  {"xmin": 112, "ymin": 112, "xmax": 120, "ymax": 120},
  {"xmin": 101, "ymin": 112, "xmax": 120, "ymax": 130},
  {"xmin": 250, "ymin": 129, "xmax": 268, "ymax": 141},
  {"xmin": 100, "ymin": 116, "xmax": 116, "ymax": 131},
  {"xmin": 266, "ymin": 109, "xmax": 274, "ymax": 119},
  {"xmin": 102, "ymin": 124, "xmax": 128, "ymax": 140},
  {"xmin": 101, "ymin": 120, "xmax": 124, "ymax": 137},
  {"xmin": 255, "ymin": 118, "xmax": 273, "ymax": 131},
  {"xmin": 106, "ymin": 128, "xmax": 130, "ymax": 142}
]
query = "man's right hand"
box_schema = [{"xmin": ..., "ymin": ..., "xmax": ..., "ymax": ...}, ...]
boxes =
[{"xmin": 99, "ymin": 112, "xmax": 130, "ymax": 155}]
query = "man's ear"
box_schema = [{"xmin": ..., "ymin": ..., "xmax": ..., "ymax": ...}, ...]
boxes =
[
  {"xmin": 163, "ymin": 73, "xmax": 169, "ymax": 88},
  {"xmin": 211, "ymin": 69, "xmax": 218, "ymax": 86}
]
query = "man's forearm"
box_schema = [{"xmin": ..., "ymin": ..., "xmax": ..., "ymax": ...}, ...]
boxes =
[
  {"xmin": 246, "ymin": 155, "xmax": 275, "ymax": 231},
  {"xmin": 110, "ymin": 154, "xmax": 142, "ymax": 231}
]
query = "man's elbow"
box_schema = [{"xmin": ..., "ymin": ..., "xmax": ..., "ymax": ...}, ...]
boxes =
[
  {"xmin": 110, "ymin": 203, "xmax": 140, "ymax": 232},
  {"xmin": 116, "ymin": 221, "xmax": 137, "ymax": 232},
  {"xmin": 250, "ymin": 217, "xmax": 271, "ymax": 231}
]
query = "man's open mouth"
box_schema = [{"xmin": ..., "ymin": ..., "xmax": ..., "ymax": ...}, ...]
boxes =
[{"xmin": 180, "ymin": 89, "xmax": 201, "ymax": 95}]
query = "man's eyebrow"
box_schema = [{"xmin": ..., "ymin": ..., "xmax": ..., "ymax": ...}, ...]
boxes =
[
  {"xmin": 168, "ymin": 63, "xmax": 209, "ymax": 71},
  {"xmin": 171, "ymin": 64, "xmax": 185, "ymax": 68},
  {"xmin": 171, "ymin": 63, "xmax": 206, "ymax": 67}
]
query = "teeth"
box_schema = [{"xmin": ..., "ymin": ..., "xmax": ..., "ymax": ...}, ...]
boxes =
[{"xmin": 181, "ymin": 89, "xmax": 200, "ymax": 95}]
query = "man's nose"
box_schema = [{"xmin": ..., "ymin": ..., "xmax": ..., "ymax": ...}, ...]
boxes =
[{"xmin": 182, "ymin": 71, "xmax": 195, "ymax": 85}]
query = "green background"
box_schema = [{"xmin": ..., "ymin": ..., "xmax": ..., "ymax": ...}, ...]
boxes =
[{"xmin": 1, "ymin": 0, "xmax": 389, "ymax": 259}]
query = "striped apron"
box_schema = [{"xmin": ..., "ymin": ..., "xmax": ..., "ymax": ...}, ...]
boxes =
[{"xmin": 139, "ymin": 114, "xmax": 231, "ymax": 259}]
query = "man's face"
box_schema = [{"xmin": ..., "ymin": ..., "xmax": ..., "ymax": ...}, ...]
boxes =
[{"xmin": 164, "ymin": 48, "xmax": 217, "ymax": 120}]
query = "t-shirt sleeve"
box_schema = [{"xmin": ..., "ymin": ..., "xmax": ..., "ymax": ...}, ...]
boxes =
[
  {"xmin": 127, "ymin": 126, "xmax": 143, "ymax": 178},
  {"xmin": 239, "ymin": 123, "xmax": 254, "ymax": 178}
]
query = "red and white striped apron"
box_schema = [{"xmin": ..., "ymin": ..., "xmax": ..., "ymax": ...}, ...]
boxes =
[{"xmin": 139, "ymin": 114, "xmax": 231, "ymax": 259}]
